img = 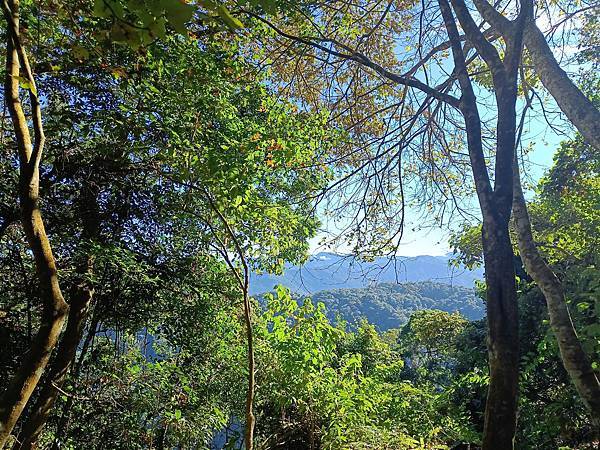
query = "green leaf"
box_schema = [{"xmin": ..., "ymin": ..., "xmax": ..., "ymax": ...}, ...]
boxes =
[
  {"xmin": 258, "ymin": 0, "xmax": 278, "ymax": 15},
  {"xmin": 72, "ymin": 45, "xmax": 90, "ymax": 61},
  {"xmin": 164, "ymin": 0, "xmax": 196, "ymax": 34},
  {"xmin": 13, "ymin": 75, "xmax": 37, "ymax": 96},
  {"xmin": 148, "ymin": 17, "xmax": 167, "ymax": 39},
  {"xmin": 93, "ymin": 0, "xmax": 112, "ymax": 18},
  {"xmin": 216, "ymin": 5, "xmax": 244, "ymax": 30}
]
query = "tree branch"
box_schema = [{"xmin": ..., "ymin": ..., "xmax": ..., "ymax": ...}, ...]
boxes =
[
  {"xmin": 449, "ymin": 0, "xmax": 504, "ymax": 76},
  {"xmin": 437, "ymin": 0, "xmax": 494, "ymax": 217},
  {"xmin": 245, "ymin": 11, "xmax": 461, "ymax": 108}
]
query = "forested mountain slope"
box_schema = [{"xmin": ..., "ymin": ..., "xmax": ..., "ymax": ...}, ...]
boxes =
[{"xmin": 305, "ymin": 282, "xmax": 484, "ymax": 330}]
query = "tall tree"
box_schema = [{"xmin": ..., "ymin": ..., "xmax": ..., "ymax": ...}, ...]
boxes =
[
  {"xmin": 451, "ymin": 134, "xmax": 600, "ymax": 443},
  {"xmin": 0, "ymin": 1, "xmax": 68, "ymax": 446},
  {"xmin": 512, "ymin": 155, "xmax": 600, "ymax": 427},
  {"xmin": 242, "ymin": 0, "xmax": 533, "ymax": 445}
]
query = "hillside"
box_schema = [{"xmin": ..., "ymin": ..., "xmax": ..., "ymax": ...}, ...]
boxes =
[
  {"xmin": 250, "ymin": 252, "xmax": 483, "ymax": 295},
  {"xmin": 305, "ymin": 281, "xmax": 485, "ymax": 331}
]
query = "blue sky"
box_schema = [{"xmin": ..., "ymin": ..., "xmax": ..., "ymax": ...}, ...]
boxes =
[
  {"xmin": 307, "ymin": 6, "xmax": 583, "ymax": 257},
  {"xmin": 309, "ymin": 88, "xmax": 572, "ymax": 257}
]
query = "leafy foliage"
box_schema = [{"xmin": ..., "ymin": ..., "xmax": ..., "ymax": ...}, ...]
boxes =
[
  {"xmin": 306, "ymin": 281, "xmax": 484, "ymax": 330},
  {"xmin": 0, "ymin": 1, "xmax": 598, "ymax": 449},
  {"xmin": 255, "ymin": 287, "xmax": 476, "ymax": 449}
]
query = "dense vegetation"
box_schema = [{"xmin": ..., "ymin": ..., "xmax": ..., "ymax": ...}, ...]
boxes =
[
  {"xmin": 306, "ymin": 282, "xmax": 484, "ymax": 329},
  {"xmin": 0, "ymin": 0, "xmax": 599, "ymax": 449}
]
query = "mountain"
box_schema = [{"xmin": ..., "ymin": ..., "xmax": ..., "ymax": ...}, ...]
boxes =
[
  {"xmin": 250, "ymin": 252, "xmax": 483, "ymax": 296},
  {"xmin": 307, "ymin": 281, "xmax": 485, "ymax": 331}
]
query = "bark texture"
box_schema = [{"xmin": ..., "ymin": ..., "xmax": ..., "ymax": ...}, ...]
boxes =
[
  {"xmin": 13, "ymin": 294, "xmax": 91, "ymax": 450},
  {"xmin": 512, "ymin": 164, "xmax": 600, "ymax": 425},
  {"xmin": 14, "ymin": 189, "xmax": 99, "ymax": 450},
  {"xmin": 480, "ymin": 222, "xmax": 519, "ymax": 449},
  {"xmin": 243, "ymin": 284, "xmax": 256, "ymax": 450},
  {"xmin": 0, "ymin": 1, "xmax": 68, "ymax": 447},
  {"xmin": 438, "ymin": 0, "xmax": 527, "ymax": 446}
]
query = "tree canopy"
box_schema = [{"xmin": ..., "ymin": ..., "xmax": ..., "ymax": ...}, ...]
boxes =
[{"xmin": 0, "ymin": 0, "xmax": 599, "ymax": 449}]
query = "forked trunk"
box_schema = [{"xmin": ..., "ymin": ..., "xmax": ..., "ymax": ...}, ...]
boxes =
[
  {"xmin": 14, "ymin": 288, "xmax": 93, "ymax": 450},
  {"xmin": 0, "ymin": 1, "xmax": 68, "ymax": 447},
  {"xmin": 472, "ymin": 0, "xmax": 600, "ymax": 150},
  {"xmin": 15, "ymin": 188, "xmax": 99, "ymax": 450}
]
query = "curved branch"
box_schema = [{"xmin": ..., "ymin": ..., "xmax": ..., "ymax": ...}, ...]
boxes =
[
  {"xmin": 512, "ymin": 158, "xmax": 600, "ymax": 425},
  {"xmin": 0, "ymin": 0, "xmax": 68, "ymax": 446},
  {"xmin": 245, "ymin": 11, "xmax": 461, "ymax": 108},
  {"xmin": 437, "ymin": 0, "xmax": 494, "ymax": 217},
  {"xmin": 449, "ymin": 0, "xmax": 504, "ymax": 74},
  {"xmin": 202, "ymin": 190, "xmax": 256, "ymax": 450}
]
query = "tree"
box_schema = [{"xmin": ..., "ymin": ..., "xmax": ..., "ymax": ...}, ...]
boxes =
[
  {"xmin": 452, "ymin": 134, "xmax": 600, "ymax": 435},
  {"xmin": 512, "ymin": 142, "xmax": 600, "ymax": 427},
  {"xmin": 401, "ymin": 309, "xmax": 468, "ymax": 364},
  {"xmin": 90, "ymin": 0, "xmax": 600, "ymax": 442},
  {"xmin": 255, "ymin": 287, "xmax": 475, "ymax": 449},
  {"xmin": 241, "ymin": 0, "xmax": 534, "ymax": 445},
  {"xmin": 0, "ymin": 4, "xmax": 334, "ymax": 446},
  {"xmin": 2, "ymin": 0, "xmax": 599, "ymax": 447},
  {"xmin": 0, "ymin": 1, "xmax": 69, "ymax": 445}
]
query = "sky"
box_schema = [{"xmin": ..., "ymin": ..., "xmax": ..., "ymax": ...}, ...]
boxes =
[
  {"xmin": 308, "ymin": 31, "xmax": 576, "ymax": 258},
  {"xmin": 309, "ymin": 106, "xmax": 569, "ymax": 256}
]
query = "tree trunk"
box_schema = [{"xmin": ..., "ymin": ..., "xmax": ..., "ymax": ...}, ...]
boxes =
[
  {"xmin": 244, "ymin": 287, "xmax": 256, "ymax": 450},
  {"xmin": 512, "ymin": 163, "xmax": 600, "ymax": 425},
  {"xmin": 0, "ymin": 1, "xmax": 68, "ymax": 447},
  {"xmin": 478, "ymin": 90, "xmax": 521, "ymax": 450},
  {"xmin": 437, "ymin": 0, "xmax": 522, "ymax": 445},
  {"xmin": 480, "ymin": 222, "xmax": 520, "ymax": 449},
  {"xmin": 204, "ymin": 193, "xmax": 256, "ymax": 450},
  {"xmin": 14, "ymin": 286, "xmax": 93, "ymax": 450},
  {"xmin": 52, "ymin": 312, "xmax": 100, "ymax": 447},
  {"xmin": 14, "ymin": 186, "xmax": 99, "ymax": 450}
]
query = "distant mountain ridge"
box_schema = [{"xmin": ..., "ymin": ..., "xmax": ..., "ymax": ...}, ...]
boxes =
[
  {"xmin": 306, "ymin": 281, "xmax": 485, "ymax": 331},
  {"xmin": 251, "ymin": 252, "xmax": 483, "ymax": 295}
]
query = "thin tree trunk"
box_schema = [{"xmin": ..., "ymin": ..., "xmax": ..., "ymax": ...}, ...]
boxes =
[
  {"xmin": 472, "ymin": 0, "xmax": 600, "ymax": 151},
  {"xmin": 0, "ymin": 1, "xmax": 68, "ymax": 447},
  {"xmin": 202, "ymin": 191, "xmax": 255, "ymax": 449},
  {"xmin": 52, "ymin": 312, "xmax": 100, "ymax": 446},
  {"xmin": 243, "ymin": 283, "xmax": 256, "ymax": 450},
  {"xmin": 512, "ymin": 161, "xmax": 600, "ymax": 425},
  {"xmin": 15, "ymin": 186, "xmax": 100, "ymax": 450},
  {"xmin": 14, "ymin": 285, "xmax": 93, "ymax": 450}
]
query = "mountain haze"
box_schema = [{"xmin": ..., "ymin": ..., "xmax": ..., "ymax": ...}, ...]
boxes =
[{"xmin": 251, "ymin": 252, "xmax": 483, "ymax": 295}]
